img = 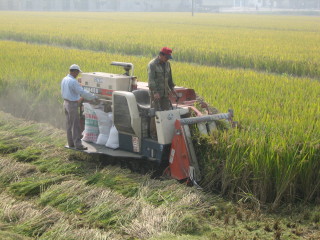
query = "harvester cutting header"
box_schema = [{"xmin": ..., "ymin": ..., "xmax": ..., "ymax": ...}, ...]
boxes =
[{"xmin": 62, "ymin": 48, "xmax": 235, "ymax": 185}]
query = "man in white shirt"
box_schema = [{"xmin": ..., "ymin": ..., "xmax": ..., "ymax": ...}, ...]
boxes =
[{"xmin": 61, "ymin": 64, "xmax": 97, "ymax": 150}]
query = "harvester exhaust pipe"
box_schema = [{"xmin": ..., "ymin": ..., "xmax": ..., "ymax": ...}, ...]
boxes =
[{"xmin": 111, "ymin": 62, "xmax": 134, "ymax": 77}]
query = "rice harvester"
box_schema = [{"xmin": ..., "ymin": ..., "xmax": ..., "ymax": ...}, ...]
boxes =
[{"xmin": 67, "ymin": 62, "xmax": 235, "ymax": 184}]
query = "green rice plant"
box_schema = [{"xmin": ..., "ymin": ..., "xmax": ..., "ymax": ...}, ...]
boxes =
[
  {"xmin": 0, "ymin": 158, "xmax": 36, "ymax": 186},
  {"xmin": 84, "ymin": 203, "xmax": 120, "ymax": 228},
  {"xmin": 33, "ymin": 157, "xmax": 86, "ymax": 175},
  {"xmin": 175, "ymin": 214, "xmax": 203, "ymax": 235},
  {"xmin": 12, "ymin": 147, "xmax": 42, "ymax": 163},
  {"xmin": 39, "ymin": 180, "xmax": 135, "ymax": 228},
  {"xmin": 0, "ymin": 132, "xmax": 27, "ymax": 154},
  {"xmin": 0, "ymin": 12, "xmax": 319, "ymax": 206},
  {"xmin": 86, "ymin": 169, "xmax": 140, "ymax": 198},
  {"xmin": 0, "ymin": 230, "xmax": 31, "ymax": 240},
  {"xmin": 0, "ymin": 142, "xmax": 20, "ymax": 154},
  {"xmin": 39, "ymin": 180, "xmax": 93, "ymax": 214},
  {"xmin": 0, "ymin": 12, "xmax": 319, "ymax": 78},
  {"xmin": 9, "ymin": 175, "xmax": 66, "ymax": 197}
]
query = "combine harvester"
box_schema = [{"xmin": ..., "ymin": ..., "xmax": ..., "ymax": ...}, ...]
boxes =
[{"xmin": 67, "ymin": 62, "xmax": 235, "ymax": 185}]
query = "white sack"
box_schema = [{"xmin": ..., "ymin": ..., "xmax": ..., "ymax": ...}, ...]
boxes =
[
  {"xmin": 96, "ymin": 134, "xmax": 110, "ymax": 145},
  {"xmin": 94, "ymin": 110, "xmax": 113, "ymax": 145},
  {"xmin": 105, "ymin": 124, "xmax": 119, "ymax": 149},
  {"xmin": 82, "ymin": 103, "xmax": 99, "ymax": 143}
]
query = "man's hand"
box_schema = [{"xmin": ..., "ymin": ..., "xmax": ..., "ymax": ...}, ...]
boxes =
[
  {"xmin": 170, "ymin": 90, "xmax": 179, "ymax": 102},
  {"xmin": 171, "ymin": 90, "xmax": 178, "ymax": 97},
  {"xmin": 91, "ymin": 96, "xmax": 100, "ymax": 105},
  {"xmin": 78, "ymin": 97, "xmax": 84, "ymax": 104},
  {"xmin": 154, "ymin": 92, "xmax": 160, "ymax": 100}
]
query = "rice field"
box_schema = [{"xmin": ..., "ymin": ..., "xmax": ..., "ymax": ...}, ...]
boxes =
[
  {"xmin": 0, "ymin": 12, "xmax": 319, "ymax": 77},
  {"xmin": 0, "ymin": 12, "xmax": 319, "ymax": 208}
]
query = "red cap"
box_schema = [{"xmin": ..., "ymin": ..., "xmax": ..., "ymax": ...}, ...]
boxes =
[{"xmin": 160, "ymin": 47, "xmax": 173, "ymax": 59}]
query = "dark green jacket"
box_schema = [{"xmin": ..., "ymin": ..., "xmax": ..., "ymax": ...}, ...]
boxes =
[{"xmin": 148, "ymin": 57, "xmax": 175, "ymax": 97}]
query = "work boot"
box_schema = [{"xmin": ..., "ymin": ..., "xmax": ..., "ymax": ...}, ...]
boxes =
[{"xmin": 76, "ymin": 145, "xmax": 88, "ymax": 150}]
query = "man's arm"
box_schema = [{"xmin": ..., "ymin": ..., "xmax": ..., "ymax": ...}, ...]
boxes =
[
  {"xmin": 148, "ymin": 63, "xmax": 159, "ymax": 94},
  {"xmin": 168, "ymin": 62, "xmax": 175, "ymax": 90},
  {"xmin": 72, "ymin": 80, "xmax": 96, "ymax": 100}
]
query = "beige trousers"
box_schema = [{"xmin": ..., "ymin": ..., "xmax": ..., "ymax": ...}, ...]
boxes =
[{"xmin": 64, "ymin": 100, "xmax": 82, "ymax": 148}]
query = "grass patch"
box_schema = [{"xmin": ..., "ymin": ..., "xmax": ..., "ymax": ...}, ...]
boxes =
[
  {"xmin": 144, "ymin": 189, "xmax": 181, "ymax": 207},
  {"xmin": 0, "ymin": 131, "xmax": 32, "ymax": 155},
  {"xmin": 12, "ymin": 147, "xmax": 42, "ymax": 163},
  {"xmin": 84, "ymin": 203, "xmax": 120, "ymax": 228},
  {"xmin": 86, "ymin": 169, "xmax": 140, "ymax": 198},
  {"xmin": 0, "ymin": 112, "xmax": 65, "ymax": 148},
  {"xmin": 9, "ymin": 207, "xmax": 61, "ymax": 238},
  {"xmin": 150, "ymin": 233, "xmax": 210, "ymax": 240},
  {"xmin": 40, "ymin": 188, "xmax": 87, "ymax": 214},
  {"xmin": 33, "ymin": 157, "xmax": 86, "ymax": 175},
  {"xmin": 43, "ymin": 194, "xmax": 86, "ymax": 214},
  {"xmin": 0, "ymin": 135, "xmax": 24, "ymax": 154},
  {"xmin": 9, "ymin": 175, "xmax": 67, "ymax": 197},
  {"xmin": 0, "ymin": 158, "xmax": 37, "ymax": 186},
  {"xmin": 0, "ymin": 230, "xmax": 31, "ymax": 240},
  {"xmin": 0, "ymin": 142, "xmax": 20, "ymax": 154},
  {"xmin": 39, "ymin": 180, "xmax": 134, "ymax": 229},
  {"xmin": 39, "ymin": 181, "xmax": 87, "ymax": 214},
  {"xmin": 176, "ymin": 214, "xmax": 204, "ymax": 235},
  {"xmin": 139, "ymin": 180, "xmax": 197, "ymax": 207},
  {"xmin": 12, "ymin": 125, "xmax": 38, "ymax": 137},
  {"xmin": 13, "ymin": 222, "xmax": 48, "ymax": 238},
  {"xmin": 67, "ymin": 151, "xmax": 100, "ymax": 164},
  {"xmin": 0, "ymin": 193, "xmax": 62, "ymax": 239}
]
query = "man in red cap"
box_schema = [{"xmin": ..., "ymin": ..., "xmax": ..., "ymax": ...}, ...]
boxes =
[{"xmin": 148, "ymin": 47, "xmax": 176, "ymax": 139}]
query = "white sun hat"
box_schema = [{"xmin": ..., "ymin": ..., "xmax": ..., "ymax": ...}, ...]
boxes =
[{"xmin": 69, "ymin": 64, "xmax": 82, "ymax": 72}]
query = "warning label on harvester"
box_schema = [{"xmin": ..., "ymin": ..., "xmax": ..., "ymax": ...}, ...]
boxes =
[{"xmin": 132, "ymin": 137, "xmax": 140, "ymax": 153}]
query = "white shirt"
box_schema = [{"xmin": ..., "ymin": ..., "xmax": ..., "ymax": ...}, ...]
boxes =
[{"xmin": 61, "ymin": 74, "xmax": 95, "ymax": 101}]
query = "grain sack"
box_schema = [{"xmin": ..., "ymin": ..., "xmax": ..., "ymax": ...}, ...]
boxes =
[
  {"xmin": 105, "ymin": 124, "xmax": 119, "ymax": 149},
  {"xmin": 95, "ymin": 110, "xmax": 113, "ymax": 145},
  {"xmin": 82, "ymin": 103, "xmax": 99, "ymax": 143}
]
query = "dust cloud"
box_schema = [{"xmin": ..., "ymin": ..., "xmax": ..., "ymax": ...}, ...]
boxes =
[{"xmin": 0, "ymin": 87, "xmax": 65, "ymax": 129}]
